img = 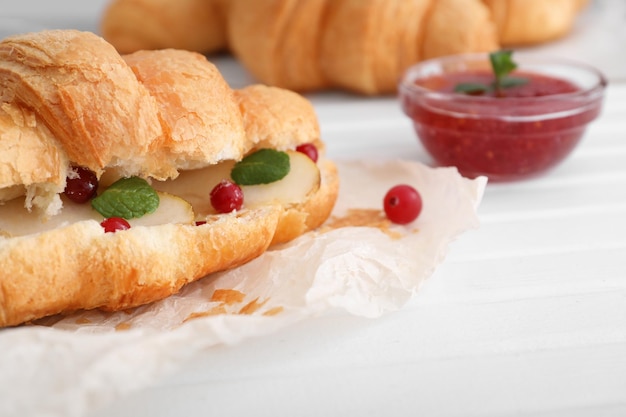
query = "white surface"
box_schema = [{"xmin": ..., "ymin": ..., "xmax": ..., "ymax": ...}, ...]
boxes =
[{"xmin": 2, "ymin": 2, "xmax": 626, "ymax": 417}]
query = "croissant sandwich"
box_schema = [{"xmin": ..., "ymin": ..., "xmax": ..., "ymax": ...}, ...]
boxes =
[
  {"xmin": 0, "ymin": 29, "xmax": 339, "ymax": 328},
  {"xmin": 101, "ymin": 0, "xmax": 588, "ymax": 95}
]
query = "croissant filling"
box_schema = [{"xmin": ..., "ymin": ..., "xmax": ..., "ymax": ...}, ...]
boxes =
[{"xmin": 0, "ymin": 151, "xmax": 321, "ymax": 238}]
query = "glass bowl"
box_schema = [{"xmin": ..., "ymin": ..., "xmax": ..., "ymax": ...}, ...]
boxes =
[{"xmin": 398, "ymin": 53, "xmax": 607, "ymax": 181}]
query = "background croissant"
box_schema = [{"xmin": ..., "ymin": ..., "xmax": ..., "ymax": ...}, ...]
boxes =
[{"xmin": 101, "ymin": 0, "xmax": 589, "ymax": 95}]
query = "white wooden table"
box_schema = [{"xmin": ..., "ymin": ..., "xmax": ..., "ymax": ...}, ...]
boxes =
[
  {"xmin": 2, "ymin": 1, "xmax": 625, "ymax": 416},
  {"xmin": 89, "ymin": 71, "xmax": 626, "ymax": 417}
]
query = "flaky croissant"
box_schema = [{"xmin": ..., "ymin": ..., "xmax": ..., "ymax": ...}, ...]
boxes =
[
  {"xmin": 102, "ymin": 0, "xmax": 499, "ymax": 94},
  {"xmin": 0, "ymin": 29, "xmax": 338, "ymax": 327},
  {"xmin": 484, "ymin": 0, "xmax": 589, "ymax": 46},
  {"xmin": 101, "ymin": 0, "xmax": 588, "ymax": 95}
]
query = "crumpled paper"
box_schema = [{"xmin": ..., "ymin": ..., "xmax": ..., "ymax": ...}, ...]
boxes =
[{"xmin": 0, "ymin": 159, "xmax": 486, "ymax": 417}]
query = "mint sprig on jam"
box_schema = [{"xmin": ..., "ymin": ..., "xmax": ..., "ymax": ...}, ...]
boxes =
[
  {"xmin": 454, "ymin": 50, "xmax": 528, "ymax": 95},
  {"xmin": 91, "ymin": 176, "xmax": 159, "ymax": 219},
  {"xmin": 231, "ymin": 149, "xmax": 290, "ymax": 185}
]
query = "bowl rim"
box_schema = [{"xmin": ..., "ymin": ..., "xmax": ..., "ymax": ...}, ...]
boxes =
[{"xmin": 398, "ymin": 52, "xmax": 608, "ymax": 105}]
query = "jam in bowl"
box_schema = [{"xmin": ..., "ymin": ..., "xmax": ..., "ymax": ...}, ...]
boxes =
[{"xmin": 398, "ymin": 52, "xmax": 607, "ymax": 181}]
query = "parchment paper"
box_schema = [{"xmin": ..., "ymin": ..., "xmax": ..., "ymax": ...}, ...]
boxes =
[{"xmin": 0, "ymin": 159, "xmax": 486, "ymax": 417}]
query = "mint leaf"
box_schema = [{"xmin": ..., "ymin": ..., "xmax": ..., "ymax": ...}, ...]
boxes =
[
  {"xmin": 490, "ymin": 50, "xmax": 517, "ymax": 84},
  {"xmin": 231, "ymin": 149, "xmax": 290, "ymax": 186},
  {"xmin": 91, "ymin": 176, "xmax": 159, "ymax": 219},
  {"xmin": 454, "ymin": 83, "xmax": 490, "ymax": 94},
  {"xmin": 489, "ymin": 50, "xmax": 528, "ymax": 91},
  {"xmin": 499, "ymin": 76, "xmax": 528, "ymax": 89},
  {"xmin": 454, "ymin": 50, "xmax": 528, "ymax": 95}
]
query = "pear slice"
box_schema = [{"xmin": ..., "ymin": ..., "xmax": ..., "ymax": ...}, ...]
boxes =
[
  {"xmin": 151, "ymin": 161, "xmax": 235, "ymax": 216},
  {"xmin": 151, "ymin": 150, "xmax": 320, "ymax": 214},
  {"xmin": 129, "ymin": 192, "xmax": 194, "ymax": 227},
  {"xmin": 0, "ymin": 192, "xmax": 194, "ymax": 237},
  {"xmin": 0, "ymin": 196, "xmax": 100, "ymax": 237},
  {"xmin": 241, "ymin": 151, "xmax": 320, "ymax": 207}
]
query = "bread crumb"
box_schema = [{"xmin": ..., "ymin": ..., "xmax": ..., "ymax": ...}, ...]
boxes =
[
  {"xmin": 263, "ymin": 306, "xmax": 284, "ymax": 316},
  {"xmin": 183, "ymin": 284, "xmax": 284, "ymax": 323},
  {"xmin": 115, "ymin": 322, "xmax": 132, "ymax": 331},
  {"xmin": 211, "ymin": 288, "xmax": 246, "ymax": 304},
  {"xmin": 183, "ymin": 305, "xmax": 228, "ymax": 322},
  {"xmin": 324, "ymin": 208, "xmax": 403, "ymax": 239},
  {"xmin": 238, "ymin": 298, "xmax": 267, "ymax": 315}
]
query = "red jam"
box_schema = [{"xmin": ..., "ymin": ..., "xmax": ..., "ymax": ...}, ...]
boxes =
[{"xmin": 400, "ymin": 69, "xmax": 605, "ymax": 181}]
